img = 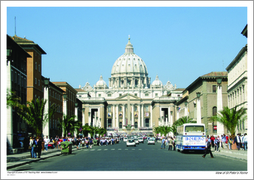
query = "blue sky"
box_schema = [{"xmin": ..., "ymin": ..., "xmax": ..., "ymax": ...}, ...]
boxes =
[{"xmin": 5, "ymin": 3, "xmax": 248, "ymax": 89}]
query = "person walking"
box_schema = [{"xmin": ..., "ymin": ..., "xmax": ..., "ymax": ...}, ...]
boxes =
[
  {"xmin": 228, "ymin": 136, "xmax": 233, "ymax": 150},
  {"xmin": 214, "ymin": 136, "xmax": 220, "ymax": 152},
  {"xmin": 37, "ymin": 137, "xmax": 42, "ymax": 158},
  {"xmin": 168, "ymin": 137, "xmax": 173, "ymax": 151},
  {"xmin": 234, "ymin": 133, "xmax": 241, "ymax": 150},
  {"xmin": 243, "ymin": 133, "xmax": 248, "ymax": 150},
  {"xmin": 29, "ymin": 137, "xmax": 33, "ymax": 157},
  {"xmin": 44, "ymin": 136, "xmax": 50, "ymax": 151},
  {"xmin": 202, "ymin": 136, "xmax": 214, "ymax": 158},
  {"xmin": 161, "ymin": 137, "xmax": 165, "ymax": 149},
  {"xmin": 31, "ymin": 137, "xmax": 37, "ymax": 158}
]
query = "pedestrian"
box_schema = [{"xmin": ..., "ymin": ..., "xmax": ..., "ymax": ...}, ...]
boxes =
[
  {"xmin": 243, "ymin": 133, "xmax": 248, "ymax": 150},
  {"xmin": 214, "ymin": 136, "xmax": 220, "ymax": 152},
  {"xmin": 37, "ymin": 137, "xmax": 42, "ymax": 158},
  {"xmin": 29, "ymin": 137, "xmax": 33, "ymax": 157},
  {"xmin": 31, "ymin": 137, "xmax": 37, "ymax": 158},
  {"xmin": 202, "ymin": 136, "xmax": 214, "ymax": 158},
  {"xmin": 44, "ymin": 136, "xmax": 50, "ymax": 151},
  {"xmin": 228, "ymin": 136, "xmax": 233, "ymax": 150},
  {"xmin": 161, "ymin": 137, "xmax": 165, "ymax": 149},
  {"xmin": 234, "ymin": 133, "xmax": 241, "ymax": 150},
  {"xmin": 210, "ymin": 135, "xmax": 215, "ymax": 148},
  {"xmin": 173, "ymin": 137, "xmax": 176, "ymax": 151},
  {"xmin": 221, "ymin": 134, "xmax": 226, "ymax": 149},
  {"xmin": 89, "ymin": 138, "xmax": 93, "ymax": 148},
  {"xmin": 55, "ymin": 136, "xmax": 59, "ymax": 149},
  {"xmin": 168, "ymin": 137, "xmax": 173, "ymax": 151},
  {"xmin": 85, "ymin": 138, "xmax": 89, "ymax": 149}
]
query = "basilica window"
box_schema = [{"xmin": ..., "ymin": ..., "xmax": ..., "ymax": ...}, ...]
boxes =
[
  {"xmin": 98, "ymin": 94, "xmax": 101, "ymax": 97},
  {"xmin": 135, "ymin": 93, "xmax": 137, "ymax": 96},
  {"xmin": 135, "ymin": 122, "xmax": 138, "ymax": 128},
  {"xmin": 145, "ymin": 105, "xmax": 149, "ymax": 111},
  {"xmin": 119, "ymin": 94, "xmax": 122, "ymax": 97},
  {"xmin": 212, "ymin": 85, "xmax": 217, "ymax": 93},
  {"xmin": 119, "ymin": 122, "xmax": 122, "ymax": 129},
  {"xmin": 108, "ymin": 105, "xmax": 111, "ymax": 112},
  {"xmin": 145, "ymin": 93, "xmax": 149, "ymax": 97},
  {"xmin": 108, "ymin": 94, "xmax": 111, "ymax": 97},
  {"xmin": 155, "ymin": 93, "xmax": 158, "ymax": 97},
  {"xmin": 134, "ymin": 105, "xmax": 137, "ymax": 111},
  {"xmin": 108, "ymin": 119, "xmax": 112, "ymax": 128},
  {"xmin": 145, "ymin": 119, "xmax": 149, "ymax": 127},
  {"xmin": 212, "ymin": 106, "xmax": 217, "ymax": 116}
]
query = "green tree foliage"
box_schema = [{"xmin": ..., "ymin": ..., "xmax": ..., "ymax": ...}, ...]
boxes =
[
  {"xmin": 211, "ymin": 106, "xmax": 247, "ymax": 138},
  {"xmin": 172, "ymin": 116, "xmax": 195, "ymax": 135},
  {"xmin": 58, "ymin": 115, "xmax": 79, "ymax": 137},
  {"xmin": 6, "ymin": 89, "xmax": 21, "ymax": 108},
  {"xmin": 17, "ymin": 98, "xmax": 57, "ymax": 137}
]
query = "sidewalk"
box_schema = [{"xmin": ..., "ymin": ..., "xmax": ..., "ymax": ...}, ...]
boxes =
[
  {"xmin": 211, "ymin": 147, "xmax": 248, "ymax": 161},
  {"xmin": 7, "ymin": 145, "xmax": 84, "ymax": 170}
]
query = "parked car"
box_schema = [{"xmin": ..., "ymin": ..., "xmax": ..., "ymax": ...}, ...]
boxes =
[
  {"xmin": 134, "ymin": 138, "xmax": 139, "ymax": 145},
  {"xmin": 126, "ymin": 139, "xmax": 136, "ymax": 147},
  {"xmin": 148, "ymin": 137, "xmax": 155, "ymax": 145},
  {"xmin": 123, "ymin": 137, "xmax": 128, "ymax": 142},
  {"xmin": 138, "ymin": 137, "xmax": 144, "ymax": 143}
]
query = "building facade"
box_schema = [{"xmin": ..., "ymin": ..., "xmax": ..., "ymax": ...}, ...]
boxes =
[
  {"xmin": 76, "ymin": 37, "xmax": 182, "ymax": 135},
  {"xmin": 179, "ymin": 72, "xmax": 228, "ymax": 135},
  {"xmin": 7, "ymin": 35, "xmax": 31, "ymax": 153},
  {"xmin": 226, "ymin": 25, "xmax": 248, "ymax": 135}
]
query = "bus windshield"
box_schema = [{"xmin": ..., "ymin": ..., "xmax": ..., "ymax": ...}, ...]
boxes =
[{"xmin": 185, "ymin": 126, "xmax": 204, "ymax": 132}]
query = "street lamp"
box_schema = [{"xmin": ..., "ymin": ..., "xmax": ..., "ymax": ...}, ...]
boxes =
[
  {"xmin": 185, "ymin": 101, "xmax": 188, "ymax": 107},
  {"xmin": 196, "ymin": 92, "xmax": 201, "ymax": 98},
  {"xmin": 216, "ymin": 78, "xmax": 222, "ymax": 85},
  {"xmin": 44, "ymin": 77, "xmax": 50, "ymax": 88}
]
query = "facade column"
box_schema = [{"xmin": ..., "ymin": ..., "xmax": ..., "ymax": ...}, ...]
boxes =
[
  {"xmin": 196, "ymin": 93, "xmax": 201, "ymax": 124},
  {"xmin": 42, "ymin": 84, "xmax": 49, "ymax": 138},
  {"xmin": 98, "ymin": 108, "xmax": 101, "ymax": 127},
  {"xmin": 74, "ymin": 105, "xmax": 78, "ymax": 136},
  {"xmin": 150, "ymin": 105, "xmax": 153, "ymax": 128},
  {"xmin": 82, "ymin": 108, "xmax": 85, "ymax": 126},
  {"xmin": 141, "ymin": 104, "xmax": 144, "ymax": 127},
  {"xmin": 217, "ymin": 79, "xmax": 224, "ymax": 135},
  {"xmin": 123, "ymin": 105, "xmax": 125, "ymax": 127},
  {"xmin": 138, "ymin": 104, "xmax": 141, "ymax": 128},
  {"xmin": 113, "ymin": 105, "xmax": 115, "ymax": 128},
  {"xmin": 159, "ymin": 107, "xmax": 162, "ymax": 126},
  {"xmin": 132, "ymin": 104, "xmax": 134, "ymax": 126},
  {"xmin": 168, "ymin": 107, "xmax": 171, "ymax": 126},
  {"xmin": 116, "ymin": 105, "xmax": 119, "ymax": 129},
  {"xmin": 62, "ymin": 94, "xmax": 68, "ymax": 137},
  {"xmin": 7, "ymin": 61, "xmax": 13, "ymax": 152},
  {"xmin": 89, "ymin": 108, "xmax": 91, "ymax": 126}
]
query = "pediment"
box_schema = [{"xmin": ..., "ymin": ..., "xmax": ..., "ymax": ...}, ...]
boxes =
[{"xmin": 115, "ymin": 93, "xmax": 141, "ymax": 100}]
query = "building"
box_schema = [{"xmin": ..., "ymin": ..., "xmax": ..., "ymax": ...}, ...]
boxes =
[
  {"xmin": 52, "ymin": 82, "xmax": 77, "ymax": 137},
  {"xmin": 226, "ymin": 24, "xmax": 248, "ymax": 135},
  {"xmin": 42, "ymin": 77, "xmax": 64, "ymax": 138},
  {"xmin": 7, "ymin": 35, "xmax": 31, "ymax": 153},
  {"xmin": 76, "ymin": 37, "xmax": 182, "ymax": 136},
  {"xmin": 180, "ymin": 72, "xmax": 228, "ymax": 135}
]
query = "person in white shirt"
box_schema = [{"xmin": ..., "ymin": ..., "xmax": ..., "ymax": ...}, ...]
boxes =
[
  {"xmin": 44, "ymin": 136, "xmax": 50, "ymax": 151},
  {"xmin": 243, "ymin": 133, "xmax": 248, "ymax": 150}
]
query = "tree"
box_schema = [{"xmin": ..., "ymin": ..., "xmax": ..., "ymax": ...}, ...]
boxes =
[
  {"xmin": 17, "ymin": 98, "xmax": 57, "ymax": 137},
  {"xmin": 160, "ymin": 126, "xmax": 172, "ymax": 137},
  {"xmin": 171, "ymin": 116, "xmax": 195, "ymax": 136},
  {"xmin": 6, "ymin": 89, "xmax": 21, "ymax": 108},
  {"xmin": 81, "ymin": 124, "xmax": 92, "ymax": 137},
  {"xmin": 153, "ymin": 126, "xmax": 161, "ymax": 136},
  {"xmin": 97, "ymin": 127, "xmax": 107, "ymax": 137},
  {"xmin": 211, "ymin": 106, "xmax": 247, "ymax": 138},
  {"xmin": 58, "ymin": 115, "xmax": 79, "ymax": 137}
]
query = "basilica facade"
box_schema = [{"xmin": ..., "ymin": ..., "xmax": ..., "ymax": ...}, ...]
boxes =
[{"xmin": 76, "ymin": 37, "xmax": 184, "ymax": 135}]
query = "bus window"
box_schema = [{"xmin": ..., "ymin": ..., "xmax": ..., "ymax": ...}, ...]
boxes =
[{"xmin": 185, "ymin": 126, "xmax": 204, "ymax": 132}]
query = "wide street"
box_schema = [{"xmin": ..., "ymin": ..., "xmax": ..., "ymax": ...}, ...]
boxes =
[{"xmin": 8, "ymin": 140, "xmax": 247, "ymax": 172}]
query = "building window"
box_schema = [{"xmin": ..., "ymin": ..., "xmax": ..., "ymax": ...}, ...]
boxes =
[
  {"xmin": 119, "ymin": 122, "xmax": 122, "ymax": 129},
  {"xmin": 135, "ymin": 122, "xmax": 138, "ymax": 128},
  {"xmin": 212, "ymin": 85, "xmax": 217, "ymax": 93},
  {"xmin": 38, "ymin": 80, "xmax": 40, "ymax": 86},
  {"xmin": 108, "ymin": 94, "xmax": 111, "ymax": 97},
  {"xmin": 145, "ymin": 93, "xmax": 149, "ymax": 97},
  {"xmin": 98, "ymin": 94, "xmax": 101, "ymax": 97},
  {"xmin": 35, "ymin": 78, "xmax": 37, "ymax": 85},
  {"xmin": 134, "ymin": 105, "xmax": 137, "ymax": 111},
  {"xmin": 134, "ymin": 93, "xmax": 137, "ymax": 96},
  {"xmin": 145, "ymin": 105, "xmax": 149, "ymax": 111},
  {"xmin": 108, "ymin": 119, "xmax": 112, "ymax": 128},
  {"xmin": 35, "ymin": 62, "xmax": 37, "ymax": 70},
  {"xmin": 212, "ymin": 106, "xmax": 217, "ymax": 116},
  {"xmin": 155, "ymin": 93, "xmax": 158, "ymax": 97},
  {"xmin": 119, "ymin": 106, "xmax": 122, "ymax": 111},
  {"xmin": 119, "ymin": 94, "xmax": 122, "ymax": 97},
  {"xmin": 145, "ymin": 119, "xmax": 149, "ymax": 127},
  {"xmin": 38, "ymin": 64, "xmax": 40, "ymax": 72},
  {"xmin": 108, "ymin": 105, "xmax": 111, "ymax": 112}
]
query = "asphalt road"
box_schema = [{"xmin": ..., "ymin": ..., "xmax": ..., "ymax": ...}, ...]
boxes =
[{"xmin": 9, "ymin": 140, "xmax": 247, "ymax": 173}]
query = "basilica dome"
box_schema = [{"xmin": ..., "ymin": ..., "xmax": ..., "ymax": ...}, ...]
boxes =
[
  {"xmin": 95, "ymin": 75, "xmax": 107, "ymax": 87},
  {"xmin": 151, "ymin": 75, "xmax": 163, "ymax": 87},
  {"xmin": 111, "ymin": 37, "xmax": 148, "ymax": 76}
]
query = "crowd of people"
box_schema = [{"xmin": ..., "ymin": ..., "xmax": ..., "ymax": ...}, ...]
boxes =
[
  {"xmin": 160, "ymin": 137, "xmax": 176, "ymax": 151},
  {"xmin": 28, "ymin": 135, "xmax": 121, "ymax": 158}
]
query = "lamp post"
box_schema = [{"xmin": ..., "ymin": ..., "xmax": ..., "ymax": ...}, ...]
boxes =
[
  {"xmin": 196, "ymin": 92, "xmax": 201, "ymax": 124},
  {"xmin": 216, "ymin": 78, "xmax": 224, "ymax": 135}
]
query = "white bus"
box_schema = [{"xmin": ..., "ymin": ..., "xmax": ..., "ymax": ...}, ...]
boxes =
[{"xmin": 175, "ymin": 123, "xmax": 206, "ymax": 152}]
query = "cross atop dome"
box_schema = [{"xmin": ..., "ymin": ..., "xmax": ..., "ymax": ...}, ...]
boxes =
[{"xmin": 125, "ymin": 35, "xmax": 134, "ymax": 54}]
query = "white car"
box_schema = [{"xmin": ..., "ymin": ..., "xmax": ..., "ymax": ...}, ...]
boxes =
[
  {"xmin": 126, "ymin": 139, "xmax": 136, "ymax": 147},
  {"xmin": 134, "ymin": 138, "xmax": 139, "ymax": 145},
  {"xmin": 138, "ymin": 137, "xmax": 144, "ymax": 143},
  {"xmin": 123, "ymin": 137, "xmax": 128, "ymax": 142},
  {"xmin": 148, "ymin": 138, "xmax": 155, "ymax": 145}
]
